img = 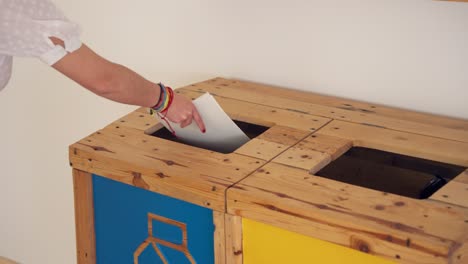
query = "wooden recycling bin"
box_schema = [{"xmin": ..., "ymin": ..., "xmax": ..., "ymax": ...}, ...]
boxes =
[{"xmin": 70, "ymin": 78, "xmax": 468, "ymax": 264}]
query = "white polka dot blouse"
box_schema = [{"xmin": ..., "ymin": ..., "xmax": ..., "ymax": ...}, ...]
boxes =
[{"xmin": 0, "ymin": 0, "xmax": 82, "ymax": 90}]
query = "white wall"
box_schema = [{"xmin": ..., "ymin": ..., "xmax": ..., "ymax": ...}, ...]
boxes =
[{"xmin": 0, "ymin": 0, "xmax": 467, "ymax": 263}]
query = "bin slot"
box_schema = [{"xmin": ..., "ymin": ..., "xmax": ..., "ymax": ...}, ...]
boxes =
[
  {"xmin": 150, "ymin": 120, "xmax": 269, "ymax": 154},
  {"xmin": 315, "ymin": 147, "xmax": 466, "ymax": 199}
]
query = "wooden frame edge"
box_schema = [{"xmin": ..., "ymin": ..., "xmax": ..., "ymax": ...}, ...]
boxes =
[
  {"xmin": 225, "ymin": 214, "xmax": 243, "ymax": 264},
  {"xmin": 450, "ymin": 235, "xmax": 468, "ymax": 264},
  {"xmin": 73, "ymin": 169, "xmax": 96, "ymax": 264},
  {"xmin": 213, "ymin": 211, "xmax": 226, "ymax": 264}
]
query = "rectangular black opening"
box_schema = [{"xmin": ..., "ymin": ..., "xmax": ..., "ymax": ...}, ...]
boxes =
[
  {"xmin": 315, "ymin": 147, "xmax": 466, "ymax": 199},
  {"xmin": 150, "ymin": 120, "xmax": 269, "ymax": 153}
]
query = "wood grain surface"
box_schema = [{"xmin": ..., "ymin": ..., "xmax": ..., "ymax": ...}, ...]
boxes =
[
  {"xmin": 73, "ymin": 169, "xmax": 96, "ymax": 264},
  {"xmin": 70, "ymin": 77, "xmax": 468, "ymax": 264}
]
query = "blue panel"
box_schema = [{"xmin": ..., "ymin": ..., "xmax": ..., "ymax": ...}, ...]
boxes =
[
  {"xmin": 151, "ymin": 218, "xmax": 184, "ymax": 245},
  {"xmin": 93, "ymin": 174, "xmax": 215, "ymax": 264}
]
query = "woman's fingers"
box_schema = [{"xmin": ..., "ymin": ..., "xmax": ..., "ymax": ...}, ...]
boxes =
[
  {"xmin": 192, "ymin": 107, "xmax": 206, "ymax": 133},
  {"xmin": 165, "ymin": 93, "xmax": 205, "ymax": 132}
]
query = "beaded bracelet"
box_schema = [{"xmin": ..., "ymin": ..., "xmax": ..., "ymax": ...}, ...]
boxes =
[
  {"xmin": 152, "ymin": 83, "xmax": 165, "ymax": 109},
  {"xmin": 150, "ymin": 83, "xmax": 174, "ymax": 114},
  {"xmin": 161, "ymin": 86, "xmax": 174, "ymax": 115},
  {"xmin": 149, "ymin": 83, "xmax": 177, "ymax": 136}
]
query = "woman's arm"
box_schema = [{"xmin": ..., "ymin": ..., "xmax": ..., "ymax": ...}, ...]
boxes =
[{"xmin": 51, "ymin": 39, "xmax": 205, "ymax": 131}]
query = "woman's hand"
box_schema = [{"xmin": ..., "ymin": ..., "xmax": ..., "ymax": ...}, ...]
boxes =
[{"xmin": 163, "ymin": 93, "xmax": 206, "ymax": 133}]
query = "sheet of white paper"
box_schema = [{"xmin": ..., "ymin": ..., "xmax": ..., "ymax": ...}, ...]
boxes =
[{"xmin": 157, "ymin": 93, "xmax": 250, "ymax": 153}]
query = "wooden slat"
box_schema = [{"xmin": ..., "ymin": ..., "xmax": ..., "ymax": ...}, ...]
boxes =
[
  {"xmin": 113, "ymin": 110, "xmax": 161, "ymax": 134},
  {"xmin": 451, "ymin": 236, "xmax": 468, "ymax": 264},
  {"xmin": 316, "ymin": 120, "xmax": 468, "ymax": 166},
  {"xmin": 235, "ymin": 126, "xmax": 310, "ymax": 161},
  {"xmin": 273, "ymin": 134, "xmax": 352, "ymax": 173},
  {"xmin": 274, "ymin": 147, "xmax": 331, "ymax": 173},
  {"xmin": 235, "ymin": 138, "xmax": 288, "ymax": 161},
  {"xmin": 299, "ymin": 134, "xmax": 353, "ymax": 160},
  {"xmin": 256, "ymin": 125, "xmax": 312, "ymax": 146},
  {"xmin": 225, "ymin": 214, "xmax": 243, "ymax": 264},
  {"xmin": 213, "ymin": 211, "xmax": 226, "ymax": 264},
  {"xmin": 227, "ymin": 162, "xmax": 468, "ymax": 264},
  {"xmin": 454, "ymin": 169, "xmax": 468, "ymax": 184},
  {"xmin": 73, "ymin": 169, "xmax": 96, "ymax": 264},
  {"xmin": 182, "ymin": 78, "xmax": 468, "ymax": 143},
  {"xmin": 430, "ymin": 172, "xmax": 468, "ymax": 208}
]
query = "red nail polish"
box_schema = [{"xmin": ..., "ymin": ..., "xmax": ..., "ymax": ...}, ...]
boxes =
[{"xmin": 202, "ymin": 129, "xmax": 206, "ymax": 133}]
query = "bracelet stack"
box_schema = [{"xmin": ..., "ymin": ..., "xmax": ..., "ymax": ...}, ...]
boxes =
[{"xmin": 150, "ymin": 83, "xmax": 174, "ymax": 115}]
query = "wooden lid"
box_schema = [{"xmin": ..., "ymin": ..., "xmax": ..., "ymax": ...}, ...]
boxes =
[{"xmin": 70, "ymin": 78, "xmax": 468, "ymax": 263}]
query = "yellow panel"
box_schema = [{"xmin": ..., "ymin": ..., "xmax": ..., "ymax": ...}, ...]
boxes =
[{"xmin": 243, "ymin": 218, "xmax": 395, "ymax": 264}]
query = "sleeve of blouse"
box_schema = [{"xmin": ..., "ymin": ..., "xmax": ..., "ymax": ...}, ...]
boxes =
[{"xmin": 0, "ymin": 0, "xmax": 82, "ymax": 65}]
